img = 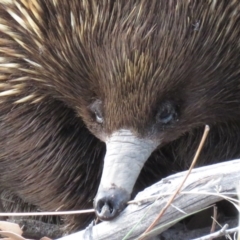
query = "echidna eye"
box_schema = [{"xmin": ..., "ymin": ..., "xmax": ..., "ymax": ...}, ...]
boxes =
[
  {"xmin": 95, "ymin": 111, "xmax": 104, "ymax": 124},
  {"xmin": 156, "ymin": 101, "xmax": 177, "ymax": 125},
  {"xmin": 89, "ymin": 100, "xmax": 104, "ymax": 124}
]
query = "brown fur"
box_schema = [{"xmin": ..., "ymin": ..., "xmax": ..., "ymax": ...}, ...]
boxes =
[{"xmin": 1, "ymin": 0, "xmax": 240, "ymax": 234}]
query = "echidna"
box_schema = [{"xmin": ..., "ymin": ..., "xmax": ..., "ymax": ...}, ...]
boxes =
[{"xmin": 1, "ymin": 0, "xmax": 240, "ymax": 234}]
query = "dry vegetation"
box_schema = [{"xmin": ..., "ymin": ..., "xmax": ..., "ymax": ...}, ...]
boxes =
[{"xmin": 1, "ymin": 126, "xmax": 240, "ymax": 240}]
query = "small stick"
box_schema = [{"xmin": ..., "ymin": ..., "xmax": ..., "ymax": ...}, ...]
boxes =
[
  {"xmin": 139, "ymin": 125, "xmax": 210, "ymax": 239},
  {"xmin": 192, "ymin": 224, "xmax": 232, "ymax": 240},
  {"xmin": 0, "ymin": 209, "xmax": 95, "ymax": 217},
  {"xmin": 210, "ymin": 205, "xmax": 217, "ymax": 240}
]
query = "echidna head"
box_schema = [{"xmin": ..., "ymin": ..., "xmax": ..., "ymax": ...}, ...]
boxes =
[{"xmin": 2, "ymin": 0, "xmax": 240, "ymax": 221}]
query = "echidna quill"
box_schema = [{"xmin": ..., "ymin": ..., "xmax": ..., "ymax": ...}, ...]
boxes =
[{"xmin": 1, "ymin": 0, "xmax": 240, "ymax": 233}]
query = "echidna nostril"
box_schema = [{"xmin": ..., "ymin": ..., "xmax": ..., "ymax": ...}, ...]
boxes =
[
  {"xmin": 94, "ymin": 188, "xmax": 130, "ymax": 221},
  {"xmin": 96, "ymin": 199, "xmax": 115, "ymax": 217},
  {"xmin": 107, "ymin": 200, "xmax": 114, "ymax": 214}
]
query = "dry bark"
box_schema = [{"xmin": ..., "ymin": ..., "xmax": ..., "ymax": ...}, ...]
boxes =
[{"xmin": 57, "ymin": 159, "xmax": 240, "ymax": 240}]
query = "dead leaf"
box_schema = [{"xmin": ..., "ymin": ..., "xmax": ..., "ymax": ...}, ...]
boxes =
[{"xmin": 0, "ymin": 222, "xmax": 22, "ymax": 235}]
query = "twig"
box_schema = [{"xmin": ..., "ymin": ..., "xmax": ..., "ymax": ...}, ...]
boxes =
[
  {"xmin": 139, "ymin": 125, "xmax": 210, "ymax": 239},
  {"xmin": 0, "ymin": 209, "xmax": 94, "ymax": 217},
  {"xmin": 210, "ymin": 205, "xmax": 218, "ymax": 239},
  {"xmin": 191, "ymin": 224, "xmax": 240, "ymax": 240}
]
